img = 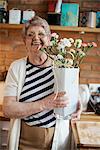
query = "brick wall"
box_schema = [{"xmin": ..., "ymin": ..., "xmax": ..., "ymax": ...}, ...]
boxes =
[
  {"xmin": 0, "ymin": 0, "xmax": 100, "ymax": 83},
  {"xmin": 51, "ymin": 30, "xmax": 100, "ymax": 83},
  {"xmin": 7, "ymin": 0, "xmax": 100, "ymax": 18}
]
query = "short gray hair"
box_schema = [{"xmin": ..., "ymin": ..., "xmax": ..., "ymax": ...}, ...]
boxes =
[{"xmin": 22, "ymin": 16, "xmax": 51, "ymax": 38}]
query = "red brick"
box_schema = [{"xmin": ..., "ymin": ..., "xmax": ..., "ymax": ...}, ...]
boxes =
[
  {"xmin": 0, "ymin": 51, "xmax": 5, "ymax": 58},
  {"xmin": 96, "ymin": 50, "xmax": 100, "ymax": 57},
  {"xmin": 80, "ymin": 63, "xmax": 91, "ymax": 71},
  {"xmin": 97, "ymin": 34, "xmax": 100, "ymax": 42},
  {"xmin": 8, "ymin": 3, "xmax": 48, "ymax": 12},
  {"xmin": 80, "ymin": 71, "xmax": 100, "ymax": 79},
  {"xmin": 80, "ymin": 78, "xmax": 88, "ymax": 84},
  {"xmin": 6, "ymin": 66, "xmax": 10, "ymax": 70},
  {"xmin": 92, "ymin": 64, "xmax": 100, "ymax": 72},
  {"xmin": 54, "ymin": 32, "xmax": 80, "ymax": 39},
  {"xmin": 8, "ymin": 0, "xmax": 20, "ymax": 4},
  {"xmin": 0, "ymin": 59, "xmax": 5, "ymax": 67},
  {"xmin": 5, "ymin": 61, "xmax": 13, "ymax": 68},
  {"xmin": 82, "ymin": 2, "xmax": 100, "ymax": 9},
  {"xmin": 8, "ymin": 4, "xmax": 25, "ymax": 10},
  {"xmin": 80, "ymin": 77, "xmax": 100, "ymax": 84},
  {"xmin": 80, "ymin": 33, "xmax": 97, "ymax": 42},
  {"xmin": 0, "ymin": 66, "xmax": 5, "ymax": 72},
  {"xmin": 63, "ymin": 0, "xmax": 80, "ymax": 3},
  {"xmin": 9, "ymin": 31, "xmax": 22, "ymax": 38},
  {"xmin": 83, "ymin": 56, "xmax": 100, "ymax": 63},
  {"xmin": 0, "ymin": 58, "xmax": 5, "ymax": 65},
  {"xmin": 21, "ymin": 0, "xmax": 48, "ymax": 4},
  {"xmin": 87, "ymin": 78, "xmax": 100, "ymax": 84},
  {"xmin": 96, "ymin": 41, "xmax": 100, "ymax": 48},
  {"xmin": 87, "ymin": 48, "xmax": 99, "ymax": 56},
  {"xmin": 5, "ymin": 51, "xmax": 26, "ymax": 59}
]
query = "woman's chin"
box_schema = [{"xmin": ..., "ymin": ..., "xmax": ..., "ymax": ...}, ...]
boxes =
[{"xmin": 31, "ymin": 44, "xmax": 42, "ymax": 51}]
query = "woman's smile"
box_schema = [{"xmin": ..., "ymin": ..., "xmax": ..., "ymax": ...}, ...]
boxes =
[
  {"xmin": 31, "ymin": 41, "xmax": 42, "ymax": 52},
  {"xmin": 31, "ymin": 40, "xmax": 42, "ymax": 46}
]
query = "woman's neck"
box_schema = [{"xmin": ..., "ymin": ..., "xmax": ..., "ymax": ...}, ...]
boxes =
[{"xmin": 28, "ymin": 53, "xmax": 48, "ymax": 66}]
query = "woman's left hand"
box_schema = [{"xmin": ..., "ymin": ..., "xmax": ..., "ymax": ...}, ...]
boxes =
[{"xmin": 71, "ymin": 100, "xmax": 82, "ymax": 122}]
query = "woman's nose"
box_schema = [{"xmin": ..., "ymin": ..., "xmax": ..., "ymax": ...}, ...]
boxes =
[{"xmin": 33, "ymin": 34, "xmax": 40, "ymax": 41}]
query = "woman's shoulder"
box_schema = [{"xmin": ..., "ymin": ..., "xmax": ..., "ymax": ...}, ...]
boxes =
[
  {"xmin": 9, "ymin": 57, "xmax": 27, "ymax": 72},
  {"xmin": 11, "ymin": 57, "xmax": 27, "ymax": 66}
]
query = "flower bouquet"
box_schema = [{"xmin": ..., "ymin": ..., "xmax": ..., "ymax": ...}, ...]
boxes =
[
  {"xmin": 41, "ymin": 32, "xmax": 97, "ymax": 68},
  {"xmin": 41, "ymin": 33, "xmax": 97, "ymax": 119}
]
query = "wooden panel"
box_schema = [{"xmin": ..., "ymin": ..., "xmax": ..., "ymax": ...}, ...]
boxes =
[
  {"xmin": 71, "ymin": 113, "xmax": 100, "ymax": 149},
  {"xmin": 0, "ymin": 120, "xmax": 10, "ymax": 150},
  {"xmin": 76, "ymin": 121, "xmax": 100, "ymax": 147}
]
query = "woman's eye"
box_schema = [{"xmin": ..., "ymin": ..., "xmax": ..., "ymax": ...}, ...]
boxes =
[
  {"xmin": 27, "ymin": 34, "xmax": 33, "ymax": 37},
  {"xmin": 39, "ymin": 33, "xmax": 46, "ymax": 37},
  {"xmin": 26, "ymin": 32, "xmax": 46, "ymax": 39}
]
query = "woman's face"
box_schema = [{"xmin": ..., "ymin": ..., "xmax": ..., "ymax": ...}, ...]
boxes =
[{"xmin": 24, "ymin": 26, "xmax": 50, "ymax": 56}]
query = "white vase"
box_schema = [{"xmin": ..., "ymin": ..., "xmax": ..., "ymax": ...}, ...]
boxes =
[
  {"xmin": 53, "ymin": 67, "xmax": 79, "ymax": 119},
  {"xmin": 55, "ymin": 0, "xmax": 62, "ymax": 13}
]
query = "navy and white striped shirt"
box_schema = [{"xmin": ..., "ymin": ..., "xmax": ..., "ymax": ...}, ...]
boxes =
[{"xmin": 19, "ymin": 60, "xmax": 56, "ymax": 128}]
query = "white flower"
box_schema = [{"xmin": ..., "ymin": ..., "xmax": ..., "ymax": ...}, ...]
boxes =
[
  {"xmin": 69, "ymin": 38, "xmax": 74, "ymax": 43},
  {"xmin": 74, "ymin": 39, "xmax": 82, "ymax": 48},
  {"xmin": 50, "ymin": 39, "xmax": 57, "ymax": 46},
  {"xmin": 56, "ymin": 54, "xmax": 64, "ymax": 60},
  {"xmin": 78, "ymin": 51, "xmax": 86, "ymax": 57},
  {"xmin": 51, "ymin": 33, "xmax": 59, "ymax": 39},
  {"xmin": 57, "ymin": 42, "xmax": 65, "ymax": 52},
  {"xmin": 60, "ymin": 38, "xmax": 72, "ymax": 47},
  {"xmin": 40, "ymin": 33, "xmax": 97, "ymax": 68},
  {"xmin": 49, "ymin": 41, "xmax": 53, "ymax": 46}
]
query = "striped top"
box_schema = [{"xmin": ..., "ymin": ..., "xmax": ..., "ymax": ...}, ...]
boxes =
[{"xmin": 19, "ymin": 60, "xmax": 56, "ymax": 128}]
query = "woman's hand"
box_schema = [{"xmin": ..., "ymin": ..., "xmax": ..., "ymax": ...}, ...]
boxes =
[
  {"xmin": 71, "ymin": 100, "xmax": 82, "ymax": 122},
  {"xmin": 41, "ymin": 92, "xmax": 69, "ymax": 110}
]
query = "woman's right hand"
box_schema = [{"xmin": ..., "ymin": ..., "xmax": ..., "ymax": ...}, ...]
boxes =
[
  {"xmin": 41, "ymin": 92, "xmax": 69, "ymax": 110},
  {"xmin": 3, "ymin": 92, "xmax": 69, "ymax": 118}
]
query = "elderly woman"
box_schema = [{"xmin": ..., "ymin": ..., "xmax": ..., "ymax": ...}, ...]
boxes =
[{"xmin": 3, "ymin": 16, "xmax": 82, "ymax": 150}]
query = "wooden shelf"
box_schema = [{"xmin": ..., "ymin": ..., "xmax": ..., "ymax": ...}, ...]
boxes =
[
  {"xmin": 0, "ymin": 23, "xmax": 23, "ymax": 30},
  {"xmin": 0, "ymin": 23, "xmax": 100, "ymax": 33},
  {"xmin": 50, "ymin": 25, "xmax": 100, "ymax": 33}
]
